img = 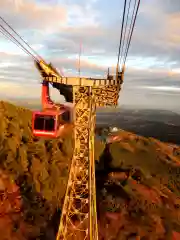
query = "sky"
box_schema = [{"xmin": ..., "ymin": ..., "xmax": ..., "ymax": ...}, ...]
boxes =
[{"xmin": 0, "ymin": 0, "xmax": 180, "ymax": 112}]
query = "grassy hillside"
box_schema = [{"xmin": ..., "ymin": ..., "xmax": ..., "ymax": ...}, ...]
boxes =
[
  {"xmin": 0, "ymin": 101, "xmax": 74, "ymax": 239},
  {"xmin": 97, "ymin": 132, "xmax": 180, "ymax": 239},
  {"xmin": 0, "ymin": 101, "xmax": 179, "ymax": 239}
]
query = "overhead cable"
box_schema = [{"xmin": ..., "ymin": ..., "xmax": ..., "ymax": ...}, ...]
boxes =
[
  {"xmin": 119, "ymin": 0, "xmax": 132, "ymax": 69},
  {"xmin": 0, "ymin": 16, "xmax": 42, "ymax": 60},
  {"xmin": 117, "ymin": 0, "xmax": 127, "ymax": 67},
  {"xmin": 123, "ymin": 0, "xmax": 141, "ymax": 66},
  {"xmin": 0, "ymin": 24, "xmax": 38, "ymax": 61}
]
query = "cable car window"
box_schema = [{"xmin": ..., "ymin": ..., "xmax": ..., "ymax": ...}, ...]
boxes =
[
  {"xmin": 61, "ymin": 110, "xmax": 70, "ymax": 122},
  {"xmin": 45, "ymin": 116, "xmax": 55, "ymax": 131},
  {"xmin": 34, "ymin": 115, "xmax": 44, "ymax": 130},
  {"xmin": 34, "ymin": 114, "xmax": 55, "ymax": 131}
]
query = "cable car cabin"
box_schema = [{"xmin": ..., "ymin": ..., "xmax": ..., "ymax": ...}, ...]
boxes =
[{"xmin": 32, "ymin": 108, "xmax": 73, "ymax": 138}]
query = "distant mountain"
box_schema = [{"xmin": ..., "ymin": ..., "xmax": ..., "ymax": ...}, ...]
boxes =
[
  {"xmin": 5, "ymin": 98, "xmax": 41, "ymax": 110},
  {"xmin": 97, "ymin": 108, "xmax": 180, "ymax": 125},
  {"xmin": 96, "ymin": 108, "xmax": 180, "ymax": 145}
]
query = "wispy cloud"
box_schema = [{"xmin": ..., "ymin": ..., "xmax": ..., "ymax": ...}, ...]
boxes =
[
  {"xmin": 0, "ymin": 0, "xmax": 180, "ymax": 111},
  {"xmin": 136, "ymin": 86, "xmax": 180, "ymax": 92}
]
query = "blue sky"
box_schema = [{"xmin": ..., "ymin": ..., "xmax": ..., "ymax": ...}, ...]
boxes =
[{"xmin": 0, "ymin": 0, "xmax": 180, "ymax": 111}]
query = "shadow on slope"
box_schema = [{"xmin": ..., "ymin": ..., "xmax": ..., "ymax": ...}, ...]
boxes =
[{"xmin": 95, "ymin": 133, "xmax": 180, "ymax": 239}]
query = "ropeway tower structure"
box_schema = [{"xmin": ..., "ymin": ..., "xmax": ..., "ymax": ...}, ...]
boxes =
[{"xmin": 42, "ymin": 68, "xmax": 124, "ymax": 240}]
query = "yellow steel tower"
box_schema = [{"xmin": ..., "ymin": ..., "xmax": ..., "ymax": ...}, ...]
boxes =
[{"xmin": 42, "ymin": 70, "xmax": 124, "ymax": 240}]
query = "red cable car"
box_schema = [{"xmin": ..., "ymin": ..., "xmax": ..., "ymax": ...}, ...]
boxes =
[{"xmin": 32, "ymin": 80, "xmax": 74, "ymax": 138}]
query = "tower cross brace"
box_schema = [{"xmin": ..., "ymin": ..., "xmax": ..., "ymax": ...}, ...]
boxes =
[{"xmin": 43, "ymin": 73, "xmax": 124, "ymax": 240}]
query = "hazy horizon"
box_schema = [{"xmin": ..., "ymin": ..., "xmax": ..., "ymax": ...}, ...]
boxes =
[{"xmin": 1, "ymin": 95, "xmax": 180, "ymax": 114}]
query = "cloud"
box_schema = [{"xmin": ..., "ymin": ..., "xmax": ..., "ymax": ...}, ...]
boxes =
[
  {"xmin": 0, "ymin": 79, "xmax": 64, "ymax": 102},
  {"xmin": 128, "ymin": 1, "xmax": 180, "ymax": 65},
  {"xmin": 0, "ymin": 0, "xmax": 67, "ymax": 31},
  {"xmin": 136, "ymin": 86, "xmax": 180, "ymax": 93},
  {"xmin": 158, "ymin": 0, "xmax": 180, "ymax": 14},
  {"xmin": 0, "ymin": 0, "xmax": 180, "ymax": 111}
]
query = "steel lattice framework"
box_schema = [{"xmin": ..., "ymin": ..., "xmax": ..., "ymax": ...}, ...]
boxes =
[
  {"xmin": 56, "ymin": 86, "xmax": 98, "ymax": 240},
  {"xmin": 44, "ymin": 71, "xmax": 124, "ymax": 240}
]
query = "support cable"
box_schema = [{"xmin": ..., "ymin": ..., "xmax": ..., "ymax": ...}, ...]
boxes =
[
  {"xmin": 123, "ymin": 0, "xmax": 141, "ymax": 66},
  {"xmin": 0, "ymin": 16, "xmax": 42, "ymax": 60},
  {"xmin": 119, "ymin": 0, "xmax": 132, "ymax": 70},
  {"xmin": 0, "ymin": 24, "xmax": 38, "ymax": 61},
  {"xmin": 117, "ymin": 0, "xmax": 127, "ymax": 67}
]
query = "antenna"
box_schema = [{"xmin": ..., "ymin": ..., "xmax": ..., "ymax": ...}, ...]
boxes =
[
  {"xmin": 116, "ymin": 63, "xmax": 119, "ymax": 82},
  {"xmin": 78, "ymin": 41, "xmax": 82, "ymax": 77},
  {"xmin": 107, "ymin": 67, "xmax": 109, "ymax": 78}
]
